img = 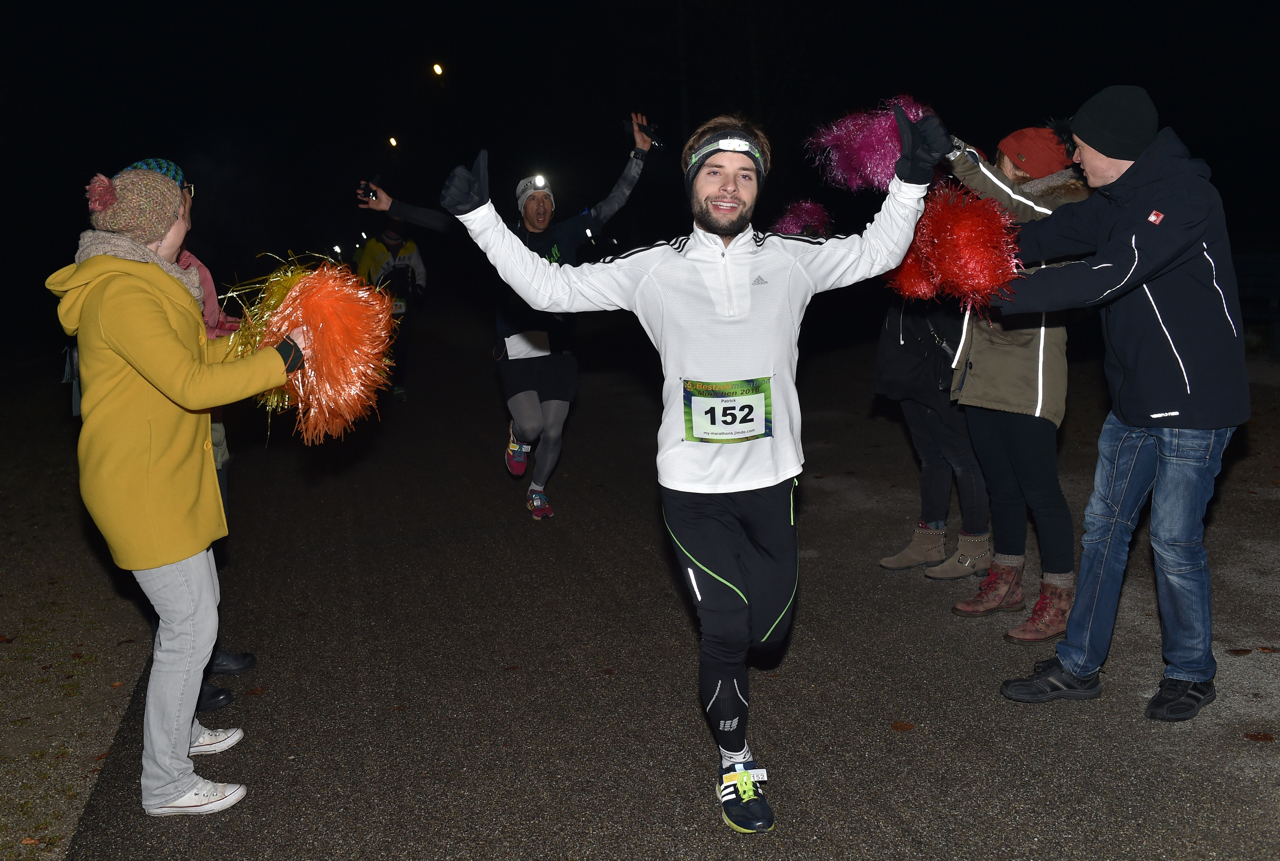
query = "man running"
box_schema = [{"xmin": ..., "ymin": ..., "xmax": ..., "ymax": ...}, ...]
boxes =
[
  {"xmin": 439, "ymin": 108, "xmax": 949, "ymax": 832},
  {"xmin": 359, "ymin": 113, "xmax": 653, "ymax": 519}
]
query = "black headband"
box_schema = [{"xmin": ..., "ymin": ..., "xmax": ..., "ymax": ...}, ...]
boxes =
[{"xmin": 684, "ymin": 130, "xmax": 767, "ymax": 195}]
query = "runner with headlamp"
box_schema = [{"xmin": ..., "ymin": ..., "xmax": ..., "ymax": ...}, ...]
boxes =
[
  {"xmin": 359, "ymin": 113, "xmax": 653, "ymax": 519},
  {"xmin": 439, "ymin": 107, "xmax": 950, "ymax": 833}
]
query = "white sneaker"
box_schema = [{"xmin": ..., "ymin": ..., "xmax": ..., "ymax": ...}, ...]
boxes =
[
  {"xmin": 145, "ymin": 778, "xmax": 247, "ymax": 816},
  {"xmin": 189, "ymin": 727, "xmax": 244, "ymax": 756}
]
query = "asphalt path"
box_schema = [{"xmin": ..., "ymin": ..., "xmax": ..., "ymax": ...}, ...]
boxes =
[{"xmin": 58, "ymin": 287, "xmax": 1279, "ymax": 860}]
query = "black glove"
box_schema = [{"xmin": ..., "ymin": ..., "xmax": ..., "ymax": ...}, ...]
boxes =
[
  {"xmin": 274, "ymin": 337, "xmax": 304, "ymax": 373},
  {"xmin": 439, "ymin": 150, "xmax": 490, "ymax": 216},
  {"xmin": 893, "ymin": 105, "xmax": 951, "ymax": 185}
]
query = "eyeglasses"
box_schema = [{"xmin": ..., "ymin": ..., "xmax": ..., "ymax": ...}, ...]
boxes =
[{"xmin": 181, "ymin": 183, "xmax": 195, "ymax": 199}]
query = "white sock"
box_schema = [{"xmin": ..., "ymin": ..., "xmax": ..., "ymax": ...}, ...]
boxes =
[{"xmin": 720, "ymin": 744, "xmax": 753, "ymax": 769}]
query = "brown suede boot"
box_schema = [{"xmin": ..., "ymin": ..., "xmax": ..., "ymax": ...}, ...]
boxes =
[
  {"xmin": 952, "ymin": 559, "xmax": 1025, "ymax": 616},
  {"xmin": 1004, "ymin": 582, "xmax": 1075, "ymax": 644},
  {"xmin": 925, "ymin": 532, "xmax": 992, "ymax": 580},
  {"xmin": 880, "ymin": 524, "xmax": 946, "ymax": 570}
]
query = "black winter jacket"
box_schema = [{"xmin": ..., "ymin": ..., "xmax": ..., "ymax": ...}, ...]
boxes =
[
  {"xmin": 994, "ymin": 128, "xmax": 1249, "ymax": 429},
  {"xmin": 873, "ymin": 298, "xmax": 964, "ymax": 410}
]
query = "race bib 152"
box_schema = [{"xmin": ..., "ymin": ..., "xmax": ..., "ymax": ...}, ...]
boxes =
[{"xmin": 683, "ymin": 377, "xmax": 773, "ymax": 443}]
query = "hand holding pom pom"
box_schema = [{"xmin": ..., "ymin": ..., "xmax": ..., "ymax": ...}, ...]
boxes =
[
  {"xmin": 894, "ymin": 106, "xmax": 952, "ymax": 185},
  {"xmin": 230, "ymin": 259, "xmax": 395, "ymax": 444},
  {"xmin": 289, "ymin": 326, "xmax": 312, "ymax": 357},
  {"xmin": 808, "ymin": 96, "xmax": 935, "ymax": 192}
]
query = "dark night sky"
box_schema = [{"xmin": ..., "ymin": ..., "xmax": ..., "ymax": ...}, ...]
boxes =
[{"xmin": 3, "ymin": 2, "xmax": 1264, "ymax": 360}]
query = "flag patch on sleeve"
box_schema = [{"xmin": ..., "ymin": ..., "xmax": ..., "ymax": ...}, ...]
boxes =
[{"xmin": 1148, "ymin": 210, "xmax": 1165, "ymax": 225}]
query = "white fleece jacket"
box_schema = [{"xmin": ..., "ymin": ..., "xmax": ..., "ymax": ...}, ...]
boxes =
[{"xmin": 458, "ymin": 178, "xmax": 926, "ymax": 493}]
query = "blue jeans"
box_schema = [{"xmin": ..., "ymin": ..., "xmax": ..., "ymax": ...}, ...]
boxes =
[{"xmin": 1057, "ymin": 413, "xmax": 1234, "ymax": 682}]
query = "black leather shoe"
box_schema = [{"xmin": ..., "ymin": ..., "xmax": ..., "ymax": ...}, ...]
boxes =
[
  {"xmin": 197, "ymin": 682, "xmax": 234, "ymax": 712},
  {"xmin": 208, "ymin": 648, "xmax": 257, "ymax": 676}
]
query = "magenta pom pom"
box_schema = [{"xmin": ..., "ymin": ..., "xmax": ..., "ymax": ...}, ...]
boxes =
[
  {"xmin": 770, "ymin": 200, "xmax": 833, "ymax": 236},
  {"xmin": 86, "ymin": 174, "xmax": 116, "ymax": 212},
  {"xmin": 808, "ymin": 95, "xmax": 933, "ymax": 193}
]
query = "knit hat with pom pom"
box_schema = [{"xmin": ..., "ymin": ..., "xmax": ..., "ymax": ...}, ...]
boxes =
[{"xmin": 86, "ymin": 161, "xmax": 185, "ymax": 245}]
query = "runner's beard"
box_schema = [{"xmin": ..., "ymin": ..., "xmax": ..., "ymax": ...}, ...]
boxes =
[{"xmin": 692, "ymin": 193, "xmax": 754, "ymax": 238}]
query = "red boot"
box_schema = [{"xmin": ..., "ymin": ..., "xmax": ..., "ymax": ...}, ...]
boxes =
[
  {"xmin": 952, "ymin": 560, "xmax": 1024, "ymax": 617},
  {"xmin": 1004, "ymin": 582, "xmax": 1074, "ymax": 644}
]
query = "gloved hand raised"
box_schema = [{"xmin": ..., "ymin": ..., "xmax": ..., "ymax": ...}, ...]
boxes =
[
  {"xmin": 439, "ymin": 150, "xmax": 490, "ymax": 216},
  {"xmin": 893, "ymin": 105, "xmax": 951, "ymax": 186}
]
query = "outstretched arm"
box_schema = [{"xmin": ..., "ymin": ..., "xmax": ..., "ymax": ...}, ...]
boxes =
[
  {"xmin": 996, "ymin": 193, "xmax": 1208, "ymax": 313},
  {"xmin": 947, "ymin": 138, "xmax": 1059, "ymax": 222},
  {"xmin": 587, "ymin": 112, "xmax": 653, "ymax": 227},
  {"xmin": 442, "ymin": 151, "xmax": 644, "ymax": 313},
  {"xmin": 799, "ymin": 107, "xmax": 945, "ymax": 292},
  {"xmin": 355, "ymin": 181, "xmax": 452, "ymax": 232}
]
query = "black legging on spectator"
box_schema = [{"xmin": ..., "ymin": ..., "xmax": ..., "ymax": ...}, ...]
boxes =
[
  {"xmin": 899, "ymin": 398, "xmax": 990, "ymax": 533},
  {"xmin": 965, "ymin": 406, "xmax": 1075, "ymax": 573}
]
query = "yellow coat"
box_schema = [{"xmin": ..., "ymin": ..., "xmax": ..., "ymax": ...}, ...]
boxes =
[{"xmin": 47, "ymin": 255, "xmax": 287, "ymax": 571}]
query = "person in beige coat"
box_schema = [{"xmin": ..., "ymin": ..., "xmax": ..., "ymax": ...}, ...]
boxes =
[
  {"xmin": 47, "ymin": 160, "xmax": 307, "ymax": 815},
  {"xmin": 943, "ymin": 129, "xmax": 1090, "ymax": 644}
]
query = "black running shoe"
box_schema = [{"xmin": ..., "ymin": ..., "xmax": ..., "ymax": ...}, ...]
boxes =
[
  {"xmin": 718, "ymin": 762, "xmax": 774, "ymax": 834},
  {"xmin": 1001, "ymin": 657, "xmax": 1101, "ymax": 703},
  {"xmin": 1145, "ymin": 678, "xmax": 1215, "ymax": 722}
]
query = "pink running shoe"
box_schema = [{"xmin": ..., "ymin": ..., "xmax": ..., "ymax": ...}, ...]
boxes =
[
  {"xmin": 506, "ymin": 422, "xmax": 531, "ymax": 476},
  {"xmin": 527, "ymin": 490, "xmax": 554, "ymax": 520}
]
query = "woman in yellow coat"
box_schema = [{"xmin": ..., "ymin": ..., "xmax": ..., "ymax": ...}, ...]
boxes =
[{"xmin": 47, "ymin": 160, "xmax": 307, "ymax": 816}]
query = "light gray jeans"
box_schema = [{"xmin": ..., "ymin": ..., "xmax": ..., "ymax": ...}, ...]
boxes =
[{"xmin": 132, "ymin": 548, "xmax": 219, "ymax": 808}]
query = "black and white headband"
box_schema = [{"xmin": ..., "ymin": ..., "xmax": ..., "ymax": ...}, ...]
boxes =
[{"xmin": 684, "ymin": 131, "xmax": 767, "ymax": 195}]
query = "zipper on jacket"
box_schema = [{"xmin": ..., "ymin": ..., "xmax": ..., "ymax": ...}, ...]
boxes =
[{"xmin": 721, "ymin": 250, "xmax": 736, "ymax": 316}]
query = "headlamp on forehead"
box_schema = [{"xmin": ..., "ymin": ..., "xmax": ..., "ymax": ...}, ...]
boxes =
[
  {"xmin": 516, "ymin": 174, "xmax": 556, "ymax": 213},
  {"xmin": 684, "ymin": 131, "xmax": 767, "ymax": 195}
]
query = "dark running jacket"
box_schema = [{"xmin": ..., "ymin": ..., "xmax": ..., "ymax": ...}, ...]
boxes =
[{"xmin": 994, "ymin": 127, "xmax": 1249, "ymax": 430}]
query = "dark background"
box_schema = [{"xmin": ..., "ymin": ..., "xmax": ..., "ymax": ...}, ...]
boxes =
[{"xmin": 3, "ymin": 1, "xmax": 1264, "ymax": 365}]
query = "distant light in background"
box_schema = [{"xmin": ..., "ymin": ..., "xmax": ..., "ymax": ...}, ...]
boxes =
[
  {"xmin": 333, "ymin": 246, "xmax": 342, "ymax": 254},
  {"xmin": 361, "ymin": 232, "xmax": 367, "ymax": 239},
  {"xmin": 389, "ymin": 137, "xmax": 398, "ymax": 147},
  {"xmin": 433, "ymin": 64, "xmax": 443, "ymax": 75}
]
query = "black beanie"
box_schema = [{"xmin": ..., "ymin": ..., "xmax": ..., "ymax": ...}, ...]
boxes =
[{"xmin": 1070, "ymin": 85, "xmax": 1158, "ymax": 160}]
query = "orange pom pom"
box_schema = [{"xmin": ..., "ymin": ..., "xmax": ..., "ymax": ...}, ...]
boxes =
[{"xmin": 258, "ymin": 263, "xmax": 394, "ymax": 444}]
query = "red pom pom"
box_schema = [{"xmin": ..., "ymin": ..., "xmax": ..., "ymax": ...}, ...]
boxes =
[
  {"xmin": 770, "ymin": 200, "xmax": 833, "ymax": 236},
  {"xmin": 86, "ymin": 174, "xmax": 116, "ymax": 212},
  {"xmin": 885, "ymin": 246, "xmax": 938, "ymax": 300},
  {"xmin": 922, "ymin": 183, "xmax": 1021, "ymax": 310}
]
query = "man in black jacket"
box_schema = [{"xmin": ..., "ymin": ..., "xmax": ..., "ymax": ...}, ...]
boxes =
[{"xmin": 994, "ymin": 86, "xmax": 1249, "ymax": 721}]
